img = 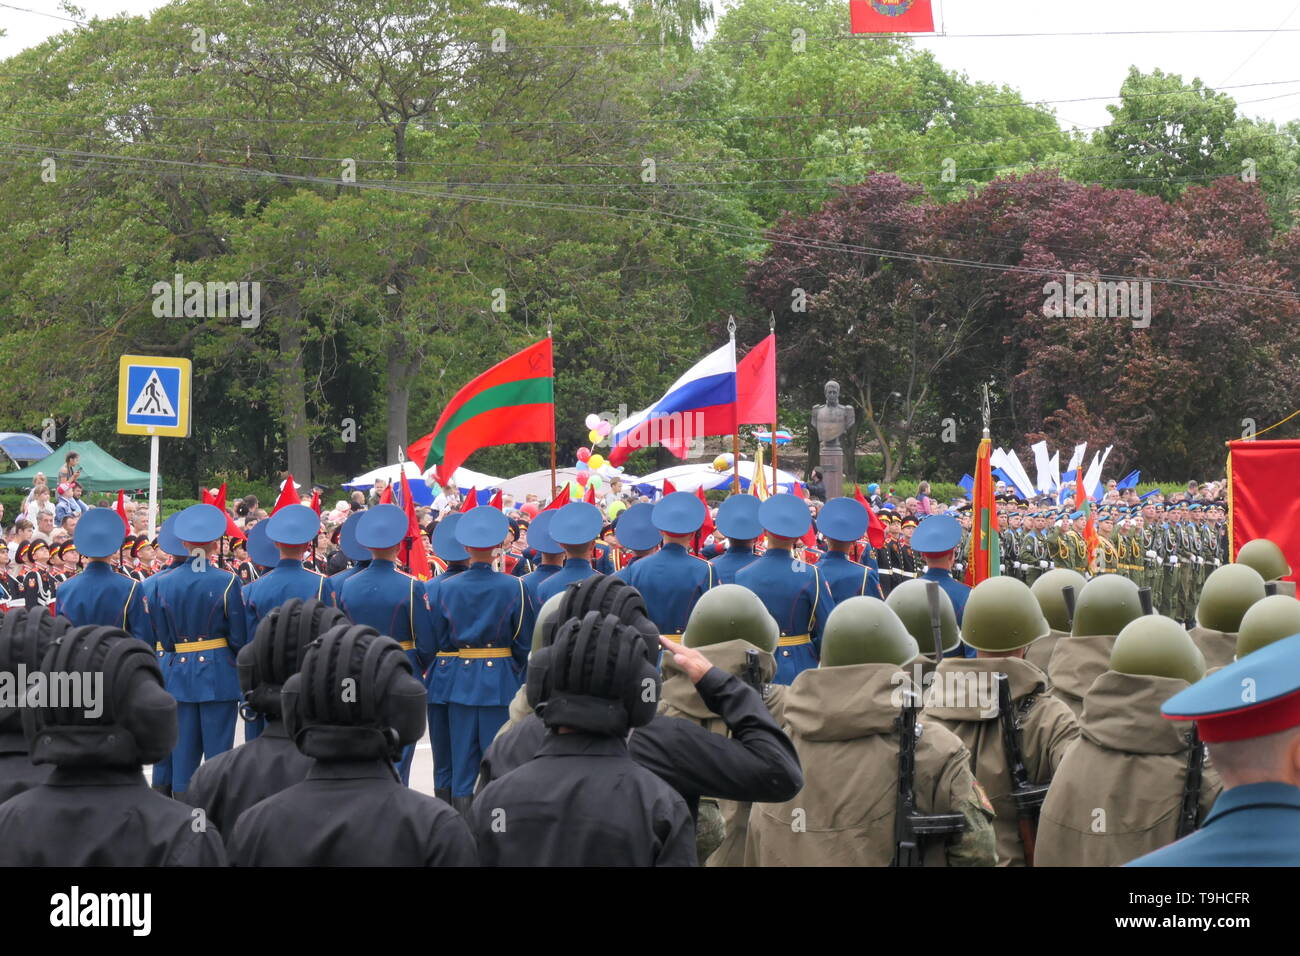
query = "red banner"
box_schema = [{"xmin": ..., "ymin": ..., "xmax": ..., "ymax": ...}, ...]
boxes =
[
  {"xmin": 849, "ymin": 0, "xmax": 934, "ymax": 34},
  {"xmin": 1228, "ymin": 440, "xmax": 1300, "ymax": 582}
]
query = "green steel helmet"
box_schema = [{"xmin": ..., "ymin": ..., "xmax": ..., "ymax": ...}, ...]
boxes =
[
  {"xmin": 1235, "ymin": 594, "xmax": 1300, "ymax": 658},
  {"xmin": 962, "ymin": 576, "xmax": 1050, "ymax": 652},
  {"xmin": 533, "ymin": 591, "xmax": 568, "ymax": 652},
  {"xmin": 1070, "ymin": 574, "xmax": 1144, "ymax": 637},
  {"xmin": 1109, "ymin": 615, "xmax": 1206, "ymax": 684},
  {"xmin": 1196, "ymin": 563, "xmax": 1267, "ymax": 633},
  {"xmin": 1236, "ymin": 538, "xmax": 1292, "ymax": 582},
  {"xmin": 884, "ymin": 579, "xmax": 960, "ymax": 654},
  {"xmin": 683, "ymin": 583, "xmax": 777, "ymax": 653},
  {"xmin": 1031, "ymin": 568, "xmax": 1087, "ymax": 632},
  {"xmin": 821, "ymin": 597, "xmax": 919, "ymax": 667}
]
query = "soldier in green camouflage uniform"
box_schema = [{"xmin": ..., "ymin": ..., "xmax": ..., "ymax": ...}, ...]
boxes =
[{"xmin": 1019, "ymin": 509, "xmax": 1047, "ymax": 587}]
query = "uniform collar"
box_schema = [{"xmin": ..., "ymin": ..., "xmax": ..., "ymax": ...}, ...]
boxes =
[
  {"xmin": 762, "ymin": 547, "xmax": 792, "ymax": 559},
  {"xmin": 661, "ymin": 542, "xmax": 689, "ymax": 556},
  {"xmin": 562, "ymin": 558, "xmax": 592, "ymax": 572},
  {"xmin": 537, "ymin": 729, "xmax": 630, "ymax": 758},
  {"xmin": 1204, "ymin": 781, "xmax": 1300, "ymax": 825},
  {"xmin": 276, "ymin": 558, "xmax": 305, "ymax": 570},
  {"xmin": 469, "ymin": 561, "xmax": 496, "ymax": 572},
  {"xmin": 306, "ymin": 758, "xmax": 398, "ymax": 781},
  {"xmin": 726, "ymin": 545, "xmax": 754, "ymax": 555},
  {"xmin": 46, "ymin": 765, "xmax": 148, "ymax": 787},
  {"xmin": 820, "ymin": 550, "xmax": 850, "ymax": 562},
  {"xmin": 369, "ymin": 559, "xmax": 397, "ymax": 571},
  {"xmin": 923, "ymin": 567, "xmax": 953, "ymax": 580}
]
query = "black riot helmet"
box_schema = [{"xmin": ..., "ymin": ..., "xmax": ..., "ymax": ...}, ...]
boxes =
[{"xmin": 237, "ymin": 598, "xmax": 347, "ymax": 719}]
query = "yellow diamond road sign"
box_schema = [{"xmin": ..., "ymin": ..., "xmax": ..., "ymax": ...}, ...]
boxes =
[{"xmin": 117, "ymin": 355, "xmax": 192, "ymax": 437}]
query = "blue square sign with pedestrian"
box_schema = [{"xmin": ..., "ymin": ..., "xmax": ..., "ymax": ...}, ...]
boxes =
[{"xmin": 117, "ymin": 355, "xmax": 192, "ymax": 437}]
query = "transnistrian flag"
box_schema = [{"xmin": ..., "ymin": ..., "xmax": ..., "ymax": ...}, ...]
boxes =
[
  {"xmin": 409, "ymin": 339, "xmax": 554, "ymax": 486},
  {"xmin": 849, "ymin": 0, "xmax": 934, "ymax": 34},
  {"xmin": 1074, "ymin": 471, "xmax": 1100, "ymax": 573},
  {"xmin": 965, "ymin": 435, "xmax": 1000, "ymax": 586}
]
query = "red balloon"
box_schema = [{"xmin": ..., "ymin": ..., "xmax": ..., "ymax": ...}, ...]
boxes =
[
  {"xmin": 576, "ymin": 447, "xmax": 591, "ymax": 462},
  {"xmin": 576, "ymin": 471, "xmax": 590, "ymax": 485}
]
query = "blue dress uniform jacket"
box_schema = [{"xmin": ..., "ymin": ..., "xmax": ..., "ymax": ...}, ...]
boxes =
[
  {"xmin": 735, "ymin": 548, "xmax": 837, "ymax": 685},
  {"xmin": 709, "ymin": 546, "xmax": 758, "ymax": 585},
  {"xmin": 328, "ymin": 559, "xmax": 369, "ymax": 594},
  {"xmin": 244, "ymin": 559, "xmax": 335, "ymax": 637},
  {"xmin": 54, "ymin": 561, "xmax": 150, "ymax": 640},
  {"xmin": 919, "ymin": 567, "xmax": 976, "ymax": 657},
  {"xmin": 592, "ymin": 542, "xmax": 616, "ymax": 575},
  {"xmin": 1128, "ymin": 783, "xmax": 1300, "ymax": 867},
  {"xmin": 338, "ymin": 560, "xmax": 432, "ymax": 670},
  {"xmin": 817, "ymin": 550, "xmax": 883, "ymax": 603},
  {"xmin": 620, "ymin": 543, "xmax": 716, "ymax": 639},
  {"xmin": 521, "ymin": 563, "xmax": 561, "ymax": 605},
  {"xmin": 535, "ymin": 557, "xmax": 597, "ymax": 603},
  {"xmin": 421, "ymin": 564, "xmax": 468, "ymax": 795},
  {"xmin": 148, "ymin": 561, "xmax": 250, "ymax": 703},
  {"xmin": 434, "ymin": 564, "xmax": 536, "ymax": 708}
]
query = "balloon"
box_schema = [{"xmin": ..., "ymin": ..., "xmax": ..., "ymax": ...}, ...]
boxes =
[
  {"xmin": 588, "ymin": 454, "xmax": 605, "ymax": 470},
  {"xmin": 588, "ymin": 429, "xmax": 601, "ymax": 444},
  {"xmin": 576, "ymin": 447, "xmax": 591, "ymax": 462},
  {"xmin": 590, "ymin": 474, "xmax": 602, "ymax": 488},
  {"xmin": 576, "ymin": 471, "xmax": 590, "ymax": 485},
  {"xmin": 584, "ymin": 413, "xmax": 600, "ymax": 430},
  {"xmin": 713, "ymin": 454, "xmax": 732, "ymax": 472},
  {"xmin": 596, "ymin": 420, "xmax": 611, "ymax": 437},
  {"xmin": 576, "ymin": 461, "xmax": 589, "ymax": 471}
]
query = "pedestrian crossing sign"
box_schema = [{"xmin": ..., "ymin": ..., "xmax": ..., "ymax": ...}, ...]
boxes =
[{"xmin": 117, "ymin": 355, "xmax": 192, "ymax": 437}]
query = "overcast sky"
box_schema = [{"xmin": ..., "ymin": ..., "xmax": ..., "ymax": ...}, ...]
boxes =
[{"xmin": 2, "ymin": 0, "xmax": 1299, "ymax": 131}]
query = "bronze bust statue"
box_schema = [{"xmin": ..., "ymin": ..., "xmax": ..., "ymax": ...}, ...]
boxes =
[{"xmin": 812, "ymin": 380, "xmax": 854, "ymax": 450}]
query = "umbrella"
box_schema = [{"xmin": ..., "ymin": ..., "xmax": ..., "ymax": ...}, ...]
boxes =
[
  {"xmin": 634, "ymin": 461, "xmax": 804, "ymax": 496},
  {"xmin": 496, "ymin": 467, "xmax": 636, "ymax": 503}
]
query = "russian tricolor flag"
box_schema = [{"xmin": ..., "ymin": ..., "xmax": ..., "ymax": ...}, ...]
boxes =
[{"xmin": 608, "ymin": 341, "xmax": 738, "ymax": 467}]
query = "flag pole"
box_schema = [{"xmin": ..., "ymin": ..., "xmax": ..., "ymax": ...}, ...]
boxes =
[
  {"xmin": 729, "ymin": 316, "xmax": 740, "ymax": 494},
  {"xmin": 769, "ymin": 313, "xmax": 777, "ymax": 493},
  {"xmin": 548, "ymin": 318, "xmax": 557, "ymax": 500}
]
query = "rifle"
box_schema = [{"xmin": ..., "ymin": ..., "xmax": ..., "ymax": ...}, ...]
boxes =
[
  {"xmin": 924, "ymin": 581, "xmax": 947, "ymax": 661},
  {"xmin": 1176, "ymin": 724, "xmax": 1205, "ymax": 839},
  {"xmin": 892, "ymin": 689, "xmax": 967, "ymax": 867},
  {"xmin": 741, "ymin": 649, "xmax": 766, "ymax": 699},
  {"xmin": 994, "ymin": 671, "xmax": 1050, "ymax": 866},
  {"xmin": 1060, "ymin": 585, "xmax": 1076, "ymax": 631},
  {"xmin": 1139, "ymin": 586, "xmax": 1154, "ymax": 616}
]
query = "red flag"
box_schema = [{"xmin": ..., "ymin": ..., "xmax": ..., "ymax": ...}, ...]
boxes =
[
  {"xmin": 965, "ymin": 437, "xmax": 1001, "ymax": 586},
  {"xmin": 697, "ymin": 486, "xmax": 715, "ymax": 541},
  {"xmin": 735, "ymin": 334, "xmax": 777, "ymax": 425},
  {"xmin": 855, "ymin": 484, "xmax": 886, "ymax": 549},
  {"xmin": 309, "ymin": 490, "xmax": 321, "ymax": 515},
  {"xmin": 114, "ymin": 491, "xmax": 130, "ymax": 533},
  {"xmin": 1074, "ymin": 471, "xmax": 1099, "ymax": 573},
  {"xmin": 200, "ymin": 486, "xmax": 215, "ymax": 505},
  {"xmin": 792, "ymin": 481, "xmax": 806, "ymax": 499},
  {"xmin": 1228, "ymin": 439, "xmax": 1300, "ymax": 580},
  {"xmin": 662, "ymin": 479, "xmax": 677, "ymax": 497},
  {"xmin": 583, "ymin": 482, "xmax": 596, "ymax": 504},
  {"xmin": 849, "ymin": 0, "xmax": 934, "ymax": 34},
  {"xmin": 399, "ymin": 473, "xmax": 433, "ymax": 581},
  {"xmin": 272, "ymin": 476, "xmax": 299, "ymax": 514},
  {"xmin": 215, "ymin": 483, "xmax": 228, "ymax": 510},
  {"xmin": 200, "ymin": 483, "xmax": 244, "ymax": 540},
  {"xmin": 546, "ymin": 484, "xmax": 570, "ymax": 510},
  {"xmin": 489, "ymin": 489, "xmax": 503, "ymax": 511},
  {"xmin": 460, "ymin": 487, "xmax": 476, "ymax": 512}
]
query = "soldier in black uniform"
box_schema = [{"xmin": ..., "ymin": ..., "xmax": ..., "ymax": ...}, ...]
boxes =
[
  {"xmin": 0, "ymin": 625, "xmax": 228, "ymax": 865},
  {"xmin": 471, "ymin": 609, "xmax": 697, "ymax": 866},
  {"xmin": 874, "ymin": 511, "xmax": 897, "ymax": 596},
  {"xmin": 228, "ymin": 623, "xmax": 475, "ymax": 866},
  {"xmin": 181, "ymin": 598, "xmax": 346, "ymax": 836},
  {"xmin": 0, "ymin": 609, "xmax": 74, "ymax": 803},
  {"xmin": 480, "ymin": 575, "xmax": 802, "ymax": 826}
]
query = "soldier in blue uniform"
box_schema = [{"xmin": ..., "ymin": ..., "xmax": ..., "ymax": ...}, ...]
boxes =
[
  {"xmin": 54, "ymin": 508, "xmax": 150, "ymax": 639},
  {"xmin": 243, "ymin": 504, "xmax": 334, "ymax": 638},
  {"xmin": 421, "ymin": 514, "xmax": 471, "ymax": 802},
  {"xmin": 338, "ymin": 504, "xmax": 435, "ymax": 786},
  {"xmin": 912, "ymin": 513, "xmax": 975, "ymax": 657},
  {"xmin": 1130, "ymin": 632, "xmax": 1300, "ymax": 866},
  {"xmin": 432, "ymin": 506, "xmax": 537, "ymax": 812},
  {"xmin": 708, "ymin": 494, "xmax": 761, "ymax": 584},
  {"xmin": 326, "ymin": 511, "xmax": 370, "ymax": 592},
  {"xmin": 535, "ymin": 502, "xmax": 604, "ymax": 603},
  {"xmin": 735, "ymin": 493, "xmax": 837, "ymax": 685},
  {"xmin": 814, "ymin": 497, "xmax": 882, "ymax": 602},
  {"xmin": 620, "ymin": 491, "xmax": 716, "ymax": 642},
  {"xmin": 147, "ymin": 503, "xmax": 250, "ymax": 796},
  {"xmin": 591, "ymin": 536, "xmax": 616, "ymax": 575},
  {"xmin": 520, "ymin": 510, "xmax": 565, "ymax": 603},
  {"xmin": 609, "ymin": 503, "xmax": 660, "ymax": 577},
  {"xmin": 140, "ymin": 514, "xmax": 190, "ymax": 795}
]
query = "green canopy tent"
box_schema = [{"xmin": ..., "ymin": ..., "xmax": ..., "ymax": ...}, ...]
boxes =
[{"xmin": 0, "ymin": 440, "xmax": 156, "ymax": 493}]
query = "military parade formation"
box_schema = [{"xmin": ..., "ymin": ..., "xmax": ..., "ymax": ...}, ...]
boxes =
[{"xmin": 1, "ymin": 475, "xmax": 1299, "ymax": 870}]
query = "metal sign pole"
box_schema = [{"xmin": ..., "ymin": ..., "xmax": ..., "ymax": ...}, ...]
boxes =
[{"xmin": 148, "ymin": 431, "xmax": 159, "ymax": 539}]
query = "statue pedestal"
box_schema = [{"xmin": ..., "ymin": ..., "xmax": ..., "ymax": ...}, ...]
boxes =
[{"xmin": 821, "ymin": 447, "xmax": 844, "ymax": 499}]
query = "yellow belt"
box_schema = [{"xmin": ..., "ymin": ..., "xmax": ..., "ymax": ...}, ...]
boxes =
[
  {"xmin": 662, "ymin": 633, "xmax": 684, "ymax": 643},
  {"xmin": 458, "ymin": 647, "xmax": 512, "ymax": 659},
  {"xmin": 777, "ymin": 633, "xmax": 812, "ymax": 647},
  {"xmin": 398, "ymin": 641, "xmax": 415, "ymax": 652},
  {"xmin": 436, "ymin": 651, "xmax": 459, "ymax": 658},
  {"xmin": 174, "ymin": 638, "xmax": 229, "ymax": 652},
  {"xmin": 155, "ymin": 642, "xmax": 164, "ymax": 653}
]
